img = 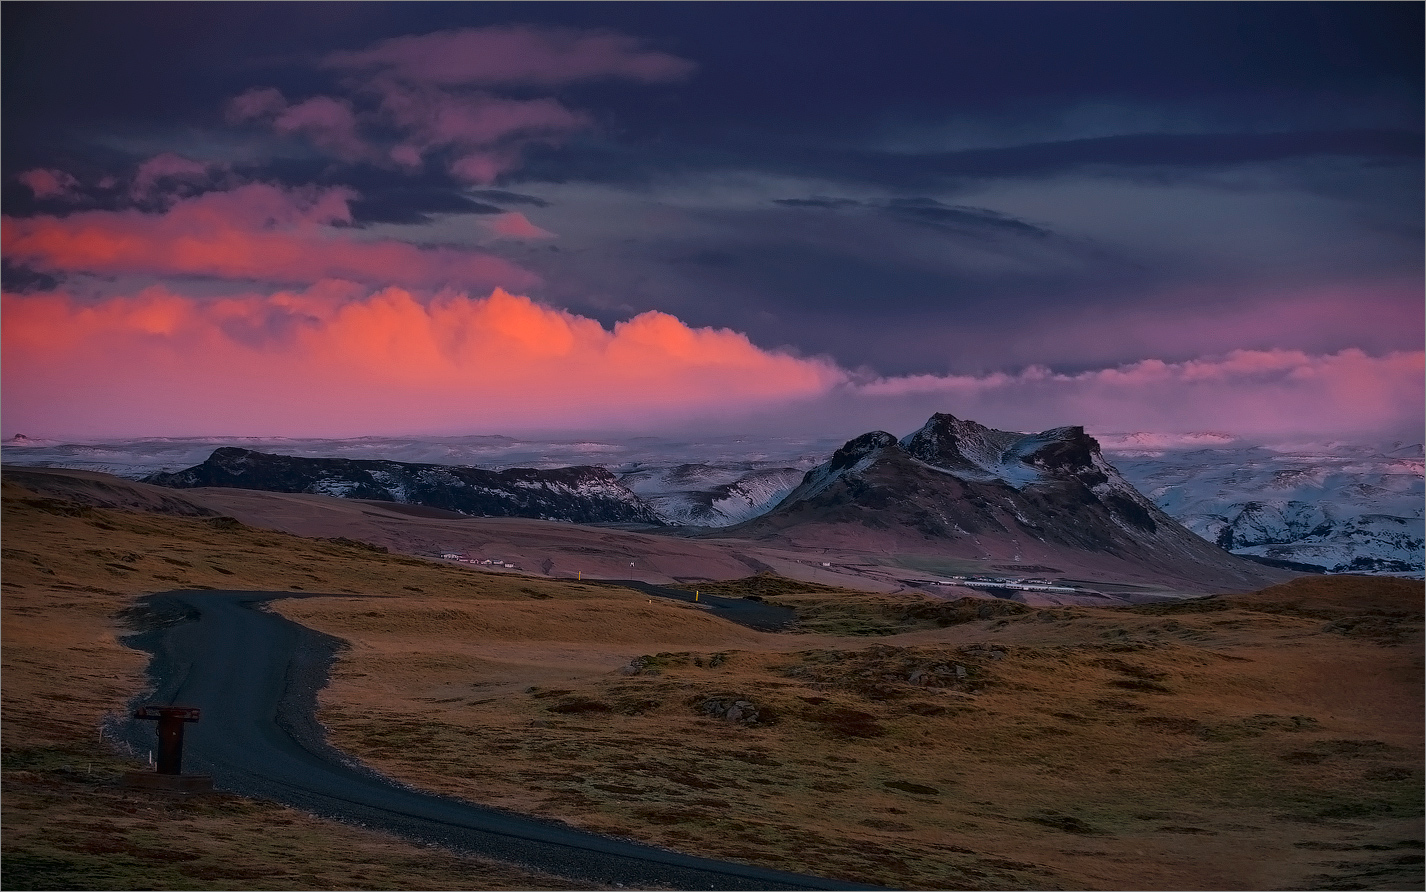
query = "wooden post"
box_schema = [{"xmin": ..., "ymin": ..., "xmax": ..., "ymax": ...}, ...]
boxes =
[{"xmin": 134, "ymin": 706, "xmax": 201, "ymax": 775}]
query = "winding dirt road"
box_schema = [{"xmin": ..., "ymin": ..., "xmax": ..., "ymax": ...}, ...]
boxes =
[{"xmin": 115, "ymin": 589, "xmax": 869, "ymax": 890}]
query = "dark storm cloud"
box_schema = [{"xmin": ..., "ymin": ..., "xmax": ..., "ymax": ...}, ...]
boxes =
[
  {"xmin": 467, "ymin": 189, "xmax": 550, "ymax": 208},
  {"xmin": 506, "ymin": 187, "xmax": 1161, "ymax": 377},
  {"xmin": 881, "ymin": 199, "xmax": 1052, "ymax": 240},
  {"xmin": 771, "ymin": 196, "xmax": 1052, "ymax": 237},
  {"xmin": 771, "ymin": 197, "xmax": 860, "ymax": 209},
  {"xmin": 499, "ymin": 130, "xmax": 1420, "ymax": 377},
  {"xmin": 513, "ymin": 127, "xmax": 1423, "ymax": 195},
  {"xmin": 346, "ymin": 190, "xmax": 504, "ymax": 226},
  {"xmin": 1, "ymin": 259, "xmax": 62, "ymax": 294},
  {"xmin": 3, "ymin": 1, "xmax": 1420, "ymax": 392},
  {"xmin": 864, "ymin": 129, "xmax": 1422, "ymax": 185}
]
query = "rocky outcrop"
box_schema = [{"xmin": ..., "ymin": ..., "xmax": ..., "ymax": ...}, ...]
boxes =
[{"xmin": 699, "ymin": 697, "xmax": 763, "ymax": 724}]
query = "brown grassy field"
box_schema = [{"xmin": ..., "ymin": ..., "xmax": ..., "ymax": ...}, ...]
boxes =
[
  {"xmin": 3, "ymin": 471, "xmax": 1422, "ymax": 889},
  {"xmin": 1, "ymin": 476, "xmax": 591, "ymax": 890},
  {"xmin": 278, "ymin": 575, "xmax": 1424, "ymax": 890}
]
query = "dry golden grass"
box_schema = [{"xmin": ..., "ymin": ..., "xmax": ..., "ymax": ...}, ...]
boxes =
[
  {"xmin": 2, "ymin": 747, "xmax": 584, "ymax": 891},
  {"xmin": 1, "ymin": 477, "xmax": 596, "ymax": 889},
  {"xmin": 4, "ymin": 472, "xmax": 1423, "ymax": 890},
  {"xmin": 280, "ymin": 574, "xmax": 1424, "ymax": 890}
]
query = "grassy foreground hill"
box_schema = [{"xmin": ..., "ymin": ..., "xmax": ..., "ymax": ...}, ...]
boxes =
[
  {"xmin": 1, "ymin": 475, "xmax": 587, "ymax": 890},
  {"xmin": 3, "ymin": 471, "xmax": 1422, "ymax": 889}
]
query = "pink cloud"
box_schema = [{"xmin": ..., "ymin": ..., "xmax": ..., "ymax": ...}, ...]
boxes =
[
  {"xmin": 225, "ymin": 87, "xmax": 288, "ymax": 123},
  {"xmin": 486, "ymin": 212, "xmax": 554, "ymax": 240},
  {"xmin": 1, "ymin": 183, "xmax": 535, "ymax": 290},
  {"xmin": 131, "ymin": 153, "xmax": 224, "ymax": 200},
  {"xmin": 448, "ymin": 153, "xmax": 512, "ymax": 184},
  {"xmin": 18, "ymin": 168, "xmax": 80, "ymax": 200},
  {"xmin": 223, "ymin": 26, "xmax": 687, "ymax": 178},
  {"xmin": 967, "ymin": 281, "xmax": 1425, "ymax": 373},
  {"xmin": 372, "ymin": 85, "xmax": 588, "ymax": 178},
  {"xmin": 389, "ymin": 144, "xmax": 424, "ymax": 168},
  {"xmin": 854, "ymin": 348, "xmax": 1425, "ymax": 438},
  {"xmin": 273, "ymin": 96, "xmax": 368, "ymax": 161},
  {"xmin": 438, "ymin": 95, "xmax": 582, "ymax": 145},
  {"xmin": 225, "ymin": 84, "xmax": 588, "ymax": 178},
  {"xmin": 1, "ymin": 286, "xmax": 840, "ymax": 437},
  {"xmin": 322, "ymin": 25, "xmax": 695, "ymax": 87},
  {"xmin": 226, "ymin": 88, "xmax": 370, "ymax": 163}
]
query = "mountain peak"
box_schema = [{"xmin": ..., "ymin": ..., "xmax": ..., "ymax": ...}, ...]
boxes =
[
  {"xmin": 900, "ymin": 414, "xmax": 1023, "ymax": 476},
  {"xmin": 828, "ymin": 431, "xmax": 898, "ymax": 472},
  {"xmin": 743, "ymin": 411, "xmax": 1282, "ymax": 589}
]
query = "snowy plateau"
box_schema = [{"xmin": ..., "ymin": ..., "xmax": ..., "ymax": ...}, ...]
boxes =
[
  {"xmin": 4, "ymin": 430, "xmax": 1421, "ymax": 575},
  {"xmin": 1103, "ymin": 437, "xmax": 1423, "ymax": 576}
]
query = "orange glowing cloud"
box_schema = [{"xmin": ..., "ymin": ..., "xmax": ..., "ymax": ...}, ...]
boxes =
[
  {"xmin": 1, "ymin": 184, "xmax": 534, "ymax": 290},
  {"xmin": 1, "ymin": 286, "xmax": 844, "ymax": 437},
  {"xmin": 5, "ymin": 278, "xmax": 1417, "ymax": 440}
]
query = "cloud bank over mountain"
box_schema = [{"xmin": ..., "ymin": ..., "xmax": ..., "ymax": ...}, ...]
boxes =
[{"xmin": 2, "ymin": 6, "xmax": 1420, "ymax": 440}]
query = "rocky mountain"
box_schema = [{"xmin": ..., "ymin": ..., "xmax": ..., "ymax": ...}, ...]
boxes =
[
  {"xmin": 144, "ymin": 447, "xmax": 663, "ymax": 525},
  {"xmin": 736, "ymin": 414, "xmax": 1287, "ymax": 589},
  {"xmin": 1109, "ymin": 441, "xmax": 1424, "ymax": 575}
]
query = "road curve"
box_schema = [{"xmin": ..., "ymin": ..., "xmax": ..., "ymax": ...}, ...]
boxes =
[{"xmin": 115, "ymin": 590, "xmax": 873, "ymax": 891}]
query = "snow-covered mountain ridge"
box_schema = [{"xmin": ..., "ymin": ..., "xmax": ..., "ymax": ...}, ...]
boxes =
[
  {"xmin": 6, "ymin": 428, "xmax": 1420, "ymax": 574},
  {"xmin": 143, "ymin": 448, "xmax": 664, "ymax": 525},
  {"xmin": 1105, "ymin": 437, "xmax": 1423, "ymax": 575}
]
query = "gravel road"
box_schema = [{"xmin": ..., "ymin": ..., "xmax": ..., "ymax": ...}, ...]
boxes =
[{"xmin": 115, "ymin": 590, "xmax": 871, "ymax": 890}]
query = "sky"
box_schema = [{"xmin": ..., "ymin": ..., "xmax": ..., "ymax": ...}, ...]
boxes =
[{"xmin": 3, "ymin": 1, "xmax": 1422, "ymax": 443}]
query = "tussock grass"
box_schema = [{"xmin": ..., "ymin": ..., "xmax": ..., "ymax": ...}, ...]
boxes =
[
  {"xmin": 1, "ymin": 475, "xmax": 597, "ymax": 889},
  {"xmin": 287, "ymin": 579, "xmax": 1424, "ymax": 889},
  {"xmin": 679, "ymin": 573, "xmax": 1033, "ymax": 636},
  {"xmin": 1, "ymin": 745, "xmax": 584, "ymax": 890},
  {"xmin": 4, "ymin": 473, "xmax": 1423, "ymax": 890}
]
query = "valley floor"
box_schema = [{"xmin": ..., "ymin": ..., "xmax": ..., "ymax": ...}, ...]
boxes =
[
  {"xmin": 2, "ymin": 471, "xmax": 1422, "ymax": 890},
  {"xmin": 277, "ymin": 575, "xmax": 1424, "ymax": 890}
]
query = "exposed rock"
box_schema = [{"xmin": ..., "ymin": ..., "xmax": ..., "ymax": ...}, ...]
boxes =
[
  {"xmin": 619, "ymin": 655, "xmax": 663, "ymax": 677},
  {"xmin": 700, "ymin": 697, "xmax": 762, "ymax": 724}
]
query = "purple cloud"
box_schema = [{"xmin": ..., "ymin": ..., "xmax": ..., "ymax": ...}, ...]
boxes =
[
  {"xmin": 18, "ymin": 168, "xmax": 81, "ymax": 200},
  {"xmin": 321, "ymin": 25, "xmax": 695, "ymax": 87},
  {"xmin": 225, "ymin": 25, "xmax": 682, "ymax": 182}
]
